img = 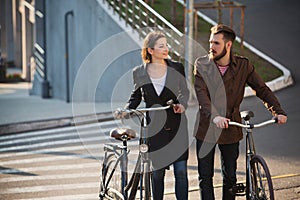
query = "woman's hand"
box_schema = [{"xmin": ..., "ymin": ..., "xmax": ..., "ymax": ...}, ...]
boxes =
[{"xmin": 173, "ymin": 104, "xmax": 185, "ymax": 113}]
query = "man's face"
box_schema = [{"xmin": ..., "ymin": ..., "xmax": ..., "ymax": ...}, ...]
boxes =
[{"xmin": 208, "ymin": 33, "xmax": 227, "ymax": 61}]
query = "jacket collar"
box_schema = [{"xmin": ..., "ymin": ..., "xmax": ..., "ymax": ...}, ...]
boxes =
[{"xmin": 196, "ymin": 54, "xmax": 240, "ymax": 83}]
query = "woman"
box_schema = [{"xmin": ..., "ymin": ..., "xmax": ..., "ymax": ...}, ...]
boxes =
[{"xmin": 125, "ymin": 31, "xmax": 189, "ymax": 200}]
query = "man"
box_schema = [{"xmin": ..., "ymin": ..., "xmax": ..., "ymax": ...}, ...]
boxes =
[{"xmin": 193, "ymin": 24, "xmax": 287, "ymax": 200}]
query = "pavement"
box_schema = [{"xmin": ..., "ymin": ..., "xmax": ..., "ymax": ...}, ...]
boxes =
[
  {"xmin": 0, "ymin": 71, "xmax": 296, "ymax": 200},
  {"xmin": 0, "ymin": 81, "xmax": 118, "ymax": 135},
  {"xmin": 0, "ymin": 2, "xmax": 295, "ymax": 197}
]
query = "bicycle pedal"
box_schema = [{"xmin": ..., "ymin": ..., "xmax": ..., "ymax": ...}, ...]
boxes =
[{"xmin": 229, "ymin": 183, "xmax": 246, "ymax": 196}]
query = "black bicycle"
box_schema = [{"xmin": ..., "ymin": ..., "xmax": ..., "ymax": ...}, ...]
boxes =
[
  {"xmin": 228, "ymin": 110, "xmax": 276, "ymax": 200},
  {"xmin": 99, "ymin": 100, "xmax": 174, "ymax": 200}
]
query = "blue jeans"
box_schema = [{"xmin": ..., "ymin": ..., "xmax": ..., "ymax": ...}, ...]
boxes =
[
  {"xmin": 196, "ymin": 139, "xmax": 239, "ymax": 200},
  {"xmin": 152, "ymin": 160, "xmax": 188, "ymax": 200}
]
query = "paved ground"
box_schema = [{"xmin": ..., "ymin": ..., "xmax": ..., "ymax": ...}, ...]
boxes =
[
  {"xmin": 1, "ymin": 82, "xmax": 300, "ymax": 199},
  {"xmin": 1, "ymin": 0, "xmax": 300, "ymax": 199}
]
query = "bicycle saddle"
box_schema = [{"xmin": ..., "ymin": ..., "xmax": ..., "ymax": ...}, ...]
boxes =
[
  {"xmin": 240, "ymin": 110, "xmax": 254, "ymax": 121},
  {"xmin": 110, "ymin": 128, "xmax": 137, "ymax": 140}
]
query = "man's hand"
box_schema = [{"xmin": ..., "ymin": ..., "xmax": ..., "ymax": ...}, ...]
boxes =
[
  {"xmin": 275, "ymin": 114, "xmax": 287, "ymax": 124},
  {"xmin": 213, "ymin": 116, "xmax": 230, "ymax": 129}
]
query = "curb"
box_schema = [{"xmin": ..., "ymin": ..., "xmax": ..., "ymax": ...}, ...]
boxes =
[
  {"xmin": 0, "ymin": 111, "xmax": 114, "ymax": 135},
  {"xmin": 242, "ymin": 40, "xmax": 294, "ymax": 97}
]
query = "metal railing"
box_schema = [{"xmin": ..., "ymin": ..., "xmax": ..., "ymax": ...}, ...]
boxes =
[
  {"xmin": 33, "ymin": 43, "xmax": 45, "ymax": 80},
  {"xmin": 103, "ymin": 0, "xmax": 185, "ymax": 61}
]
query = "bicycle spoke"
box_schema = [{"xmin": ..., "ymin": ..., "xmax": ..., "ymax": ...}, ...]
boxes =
[
  {"xmin": 99, "ymin": 154, "xmax": 124, "ymax": 200},
  {"xmin": 250, "ymin": 155, "xmax": 274, "ymax": 200}
]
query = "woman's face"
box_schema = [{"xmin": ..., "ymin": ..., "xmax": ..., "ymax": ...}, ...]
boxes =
[{"xmin": 148, "ymin": 37, "xmax": 169, "ymax": 61}]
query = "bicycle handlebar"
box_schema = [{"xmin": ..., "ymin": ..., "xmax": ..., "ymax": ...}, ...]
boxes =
[
  {"xmin": 228, "ymin": 118, "xmax": 278, "ymax": 129},
  {"xmin": 115, "ymin": 99, "xmax": 175, "ymax": 118}
]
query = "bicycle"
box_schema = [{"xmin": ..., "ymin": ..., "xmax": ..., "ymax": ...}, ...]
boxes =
[
  {"xmin": 99, "ymin": 100, "xmax": 174, "ymax": 200},
  {"xmin": 228, "ymin": 110, "xmax": 277, "ymax": 200}
]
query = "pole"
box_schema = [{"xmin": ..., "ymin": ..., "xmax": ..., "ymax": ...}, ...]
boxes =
[
  {"xmin": 65, "ymin": 11, "xmax": 73, "ymax": 103},
  {"xmin": 42, "ymin": 0, "xmax": 50, "ymax": 98},
  {"xmin": 184, "ymin": 0, "xmax": 194, "ymax": 102}
]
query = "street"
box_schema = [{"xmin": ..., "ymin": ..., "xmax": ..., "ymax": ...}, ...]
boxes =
[
  {"xmin": 1, "ymin": 106, "xmax": 300, "ymax": 199},
  {"xmin": 1, "ymin": 0, "xmax": 300, "ymax": 199}
]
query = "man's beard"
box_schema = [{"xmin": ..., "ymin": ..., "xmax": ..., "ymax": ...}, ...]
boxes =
[{"xmin": 210, "ymin": 46, "xmax": 227, "ymax": 61}]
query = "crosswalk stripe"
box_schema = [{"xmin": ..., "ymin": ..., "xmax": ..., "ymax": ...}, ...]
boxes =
[
  {"xmin": 0, "ymin": 128, "xmax": 107, "ymax": 147},
  {"xmin": 0, "ymin": 153, "xmax": 100, "ymax": 165},
  {"xmin": 0, "ymin": 140, "xmax": 139, "ymax": 159},
  {"xmin": 16, "ymin": 194, "xmax": 98, "ymax": 200},
  {"xmin": 0, "ymin": 162, "xmax": 99, "ymax": 173},
  {"xmin": 0, "ymin": 182, "xmax": 99, "ymax": 194},
  {"xmin": 0, "ymin": 120, "xmax": 122, "ymax": 142},
  {"xmin": 0, "ymin": 172, "xmax": 98, "ymax": 183},
  {"xmin": 16, "ymin": 194, "xmax": 97, "ymax": 200},
  {"xmin": 0, "ymin": 128, "xmax": 127, "ymax": 152}
]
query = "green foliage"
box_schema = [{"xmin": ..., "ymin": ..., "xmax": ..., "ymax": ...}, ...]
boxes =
[{"xmin": 150, "ymin": 0, "xmax": 282, "ymax": 82}]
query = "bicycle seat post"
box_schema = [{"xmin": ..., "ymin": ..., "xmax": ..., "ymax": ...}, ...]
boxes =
[{"xmin": 121, "ymin": 135, "xmax": 128, "ymax": 147}]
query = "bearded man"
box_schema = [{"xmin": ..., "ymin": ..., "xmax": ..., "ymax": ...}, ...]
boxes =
[{"xmin": 193, "ymin": 24, "xmax": 287, "ymax": 200}]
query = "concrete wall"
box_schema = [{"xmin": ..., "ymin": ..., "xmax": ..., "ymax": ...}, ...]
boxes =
[
  {"xmin": 0, "ymin": 0, "xmax": 15, "ymax": 63},
  {"xmin": 31, "ymin": 0, "xmax": 142, "ymax": 103}
]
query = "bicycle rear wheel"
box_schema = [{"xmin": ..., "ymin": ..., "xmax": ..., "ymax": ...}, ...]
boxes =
[
  {"xmin": 99, "ymin": 154, "xmax": 124, "ymax": 200},
  {"xmin": 248, "ymin": 155, "xmax": 274, "ymax": 200}
]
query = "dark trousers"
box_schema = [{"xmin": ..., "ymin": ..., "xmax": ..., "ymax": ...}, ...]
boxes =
[
  {"xmin": 152, "ymin": 160, "xmax": 188, "ymax": 200},
  {"xmin": 196, "ymin": 139, "xmax": 239, "ymax": 200}
]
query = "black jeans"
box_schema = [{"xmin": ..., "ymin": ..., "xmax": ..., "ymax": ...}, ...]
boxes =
[{"xmin": 196, "ymin": 139, "xmax": 239, "ymax": 200}]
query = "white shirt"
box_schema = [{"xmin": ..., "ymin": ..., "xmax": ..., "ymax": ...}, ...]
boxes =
[{"xmin": 150, "ymin": 72, "xmax": 167, "ymax": 96}]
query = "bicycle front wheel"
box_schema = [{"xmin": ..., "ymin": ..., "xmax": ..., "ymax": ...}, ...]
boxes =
[
  {"xmin": 99, "ymin": 154, "xmax": 124, "ymax": 200},
  {"xmin": 144, "ymin": 161, "xmax": 151, "ymax": 200},
  {"xmin": 249, "ymin": 155, "xmax": 274, "ymax": 200}
]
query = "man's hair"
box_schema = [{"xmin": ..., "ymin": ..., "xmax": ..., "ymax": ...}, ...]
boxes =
[
  {"xmin": 141, "ymin": 31, "xmax": 166, "ymax": 63},
  {"xmin": 211, "ymin": 24, "xmax": 236, "ymax": 42}
]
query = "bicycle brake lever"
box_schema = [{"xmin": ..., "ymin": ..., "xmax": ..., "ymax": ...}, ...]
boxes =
[{"xmin": 166, "ymin": 99, "xmax": 175, "ymax": 107}]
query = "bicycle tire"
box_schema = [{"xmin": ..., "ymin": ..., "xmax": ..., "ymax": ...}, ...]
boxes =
[
  {"xmin": 248, "ymin": 155, "xmax": 274, "ymax": 200},
  {"xmin": 144, "ymin": 161, "xmax": 151, "ymax": 200},
  {"xmin": 99, "ymin": 154, "xmax": 124, "ymax": 200}
]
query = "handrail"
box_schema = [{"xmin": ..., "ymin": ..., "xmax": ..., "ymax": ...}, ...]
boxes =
[
  {"xmin": 103, "ymin": 0, "xmax": 185, "ymax": 61},
  {"xmin": 137, "ymin": 0, "xmax": 183, "ymax": 37},
  {"xmin": 34, "ymin": 44, "xmax": 45, "ymax": 79}
]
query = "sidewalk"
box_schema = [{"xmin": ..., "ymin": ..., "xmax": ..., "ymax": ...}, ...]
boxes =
[{"xmin": 0, "ymin": 82, "xmax": 117, "ymax": 134}]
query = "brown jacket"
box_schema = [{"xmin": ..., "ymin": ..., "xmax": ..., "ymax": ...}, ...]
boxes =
[{"xmin": 194, "ymin": 54, "xmax": 286, "ymax": 144}]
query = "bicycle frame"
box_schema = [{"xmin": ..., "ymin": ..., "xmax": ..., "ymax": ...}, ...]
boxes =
[
  {"xmin": 228, "ymin": 111, "xmax": 276, "ymax": 200},
  {"xmin": 100, "ymin": 102, "xmax": 173, "ymax": 200}
]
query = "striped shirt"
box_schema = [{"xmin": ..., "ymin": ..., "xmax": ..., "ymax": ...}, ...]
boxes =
[{"xmin": 216, "ymin": 63, "xmax": 229, "ymax": 76}]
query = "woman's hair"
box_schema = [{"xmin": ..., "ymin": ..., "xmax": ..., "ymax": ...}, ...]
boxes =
[{"xmin": 141, "ymin": 31, "xmax": 166, "ymax": 63}]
